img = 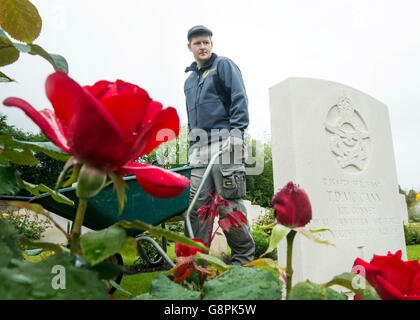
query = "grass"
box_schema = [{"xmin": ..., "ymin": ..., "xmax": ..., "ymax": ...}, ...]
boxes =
[
  {"xmin": 112, "ymin": 271, "xmax": 165, "ymax": 299},
  {"xmin": 407, "ymin": 244, "xmax": 420, "ymax": 262},
  {"xmin": 112, "ymin": 242, "xmax": 176, "ymax": 300}
]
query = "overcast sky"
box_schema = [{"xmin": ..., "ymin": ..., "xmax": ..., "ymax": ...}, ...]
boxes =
[{"xmin": 1, "ymin": 0, "xmax": 419, "ymax": 190}]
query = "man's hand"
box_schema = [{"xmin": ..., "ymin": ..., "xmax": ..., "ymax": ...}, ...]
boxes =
[{"xmin": 222, "ymin": 136, "xmax": 243, "ymax": 152}]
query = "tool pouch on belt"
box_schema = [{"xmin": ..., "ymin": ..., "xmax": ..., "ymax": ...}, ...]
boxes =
[{"xmin": 220, "ymin": 165, "xmax": 246, "ymax": 199}]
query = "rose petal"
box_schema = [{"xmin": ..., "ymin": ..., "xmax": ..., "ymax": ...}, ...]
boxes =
[
  {"xmin": 70, "ymin": 92, "xmax": 126, "ymax": 170},
  {"xmin": 141, "ymin": 100, "xmax": 163, "ymax": 127},
  {"xmin": 371, "ymin": 252, "xmax": 417, "ymax": 295},
  {"xmin": 100, "ymin": 80, "xmax": 150, "ymax": 99},
  {"xmin": 127, "ymin": 107, "xmax": 180, "ymax": 161},
  {"xmin": 3, "ymin": 97, "xmax": 70, "ymax": 153},
  {"xmin": 119, "ymin": 162, "xmax": 189, "ymax": 198},
  {"xmin": 352, "ymin": 257, "xmax": 382, "ymax": 290},
  {"xmin": 292, "ymin": 189, "xmax": 312, "ymax": 226},
  {"xmin": 376, "ymin": 275, "xmax": 405, "ymax": 300},
  {"xmin": 409, "ymin": 273, "xmax": 420, "ymax": 296},
  {"xmin": 405, "ymin": 259, "xmax": 420, "ymax": 272},
  {"xmin": 100, "ymin": 93, "xmax": 151, "ymax": 141},
  {"xmin": 84, "ymin": 80, "xmax": 113, "ymax": 100},
  {"xmin": 45, "ymin": 71, "xmax": 89, "ymax": 129}
]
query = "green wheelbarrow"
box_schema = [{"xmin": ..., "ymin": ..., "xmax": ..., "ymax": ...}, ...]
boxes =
[
  {"xmin": 28, "ymin": 165, "xmax": 192, "ymax": 294},
  {"xmin": 30, "ymin": 165, "xmax": 193, "ymax": 265}
]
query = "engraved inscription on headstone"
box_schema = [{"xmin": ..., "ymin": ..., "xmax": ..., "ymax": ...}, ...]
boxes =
[{"xmin": 325, "ymin": 96, "xmax": 370, "ymax": 173}]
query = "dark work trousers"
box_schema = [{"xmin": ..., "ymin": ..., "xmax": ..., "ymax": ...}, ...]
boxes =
[{"xmin": 183, "ymin": 160, "xmax": 255, "ymax": 265}]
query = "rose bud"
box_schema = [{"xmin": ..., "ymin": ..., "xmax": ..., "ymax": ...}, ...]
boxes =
[{"xmin": 272, "ymin": 182, "xmax": 312, "ymax": 228}]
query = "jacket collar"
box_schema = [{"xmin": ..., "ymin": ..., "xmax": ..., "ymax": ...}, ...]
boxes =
[{"xmin": 185, "ymin": 53, "xmax": 218, "ymax": 73}]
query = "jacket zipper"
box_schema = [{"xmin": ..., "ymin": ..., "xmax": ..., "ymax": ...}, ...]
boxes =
[{"xmin": 195, "ymin": 72, "xmax": 204, "ymax": 128}]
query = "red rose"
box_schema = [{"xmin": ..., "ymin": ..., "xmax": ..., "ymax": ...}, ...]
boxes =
[
  {"xmin": 352, "ymin": 250, "xmax": 420, "ymax": 300},
  {"xmin": 3, "ymin": 72, "xmax": 189, "ymax": 198},
  {"xmin": 175, "ymin": 239, "xmax": 207, "ymax": 257},
  {"xmin": 272, "ymin": 182, "xmax": 312, "ymax": 228}
]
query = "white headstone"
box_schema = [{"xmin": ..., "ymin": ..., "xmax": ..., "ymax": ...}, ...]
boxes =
[
  {"xmin": 270, "ymin": 77, "xmax": 407, "ymax": 285},
  {"xmin": 400, "ymin": 194, "xmax": 409, "ymax": 224}
]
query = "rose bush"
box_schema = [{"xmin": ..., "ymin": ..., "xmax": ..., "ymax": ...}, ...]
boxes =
[
  {"xmin": 3, "ymin": 71, "xmax": 189, "ymax": 199},
  {"xmin": 353, "ymin": 250, "xmax": 420, "ymax": 300}
]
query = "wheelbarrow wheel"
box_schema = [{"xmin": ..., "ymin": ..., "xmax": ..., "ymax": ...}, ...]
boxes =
[{"xmin": 105, "ymin": 253, "xmax": 124, "ymax": 295}]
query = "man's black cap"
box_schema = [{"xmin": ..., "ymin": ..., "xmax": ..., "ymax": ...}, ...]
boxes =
[{"xmin": 187, "ymin": 25, "xmax": 213, "ymax": 41}]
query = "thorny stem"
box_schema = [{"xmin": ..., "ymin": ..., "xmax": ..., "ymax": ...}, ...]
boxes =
[
  {"xmin": 207, "ymin": 217, "xmax": 215, "ymax": 248},
  {"xmin": 286, "ymin": 229, "xmax": 297, "ymax": 300},
  {"xmin": 70, "ymin": 198, "xmax": 88, "ymax": 253}
]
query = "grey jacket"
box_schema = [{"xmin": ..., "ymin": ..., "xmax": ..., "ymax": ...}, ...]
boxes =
[{"xmin": 184, "ymin": 53, "xmax": 249, "ymax": 150}]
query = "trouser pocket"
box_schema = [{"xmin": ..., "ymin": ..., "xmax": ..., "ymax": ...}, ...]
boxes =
[{"xmin": 221, "ymin": 171, "xmax": 246, "ymax": 199}]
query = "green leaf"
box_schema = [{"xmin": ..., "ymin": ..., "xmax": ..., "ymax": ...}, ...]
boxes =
[
  {"xmin": 1, "ymin": 147, "xmax": 38, "ymax": 165},
  {"xmin": 0, "ymin": 253, "xmax": 109, "ymax": 299},
  {"xmin": 110, "ymin": 279, "xmax": 133, "ymax": 296},
  {"xmin": 244, "ymin": 258, "xmax": 284, "ymax": 276},
  {"xmin": 0, "ymin": 165, "xmax": 20, "ymax": 195},
  {"xmin": 117, "ymin": 220, "xmax": 209, "ymax": 253},
  {"xmin": 49, "ymin": 53, "xmax": 68, "ymax": 73},
  {"xmin": 0, "ymin": 218, "xmax": 23, "ymax": 267},
  {"xmin": 80, "ymin": 225, "xmax": 126, "ymax": 266},
  {"xmin": 20, "ymin": 237, "xmax": 63, "ymax": 253},
  {"xmin": 0, "ymin": 0, "xmax": 42, "ymax": 43},
  {"xmin": 133, "ymin": 274, "xmax": 200, "ymax": 300},
  {"xmin": 108, "ymin": 172, "xmax": 127, "ymax": 215},
  {"xmin": 11, "ymin": 41, "xmax": 30, "ymax": 52},
  {"xmin": 324, "ymin": 272, "xmax": 381, "ymax": 300},
  {"xmin": 298, "ymin": 227, "xmax": 335, "ymax": 246},
  {"xmin": 55, "ymin": 157, "xmax": 80, "ymax": 190},
  {"xmin": 20, "ymin": 180, "xmax": 74, "ymax": 206},
  {"xmin": 288, "ymin": 280, "xmax": 348, "ymax": 300},
  {"xmin": 197, "ymin": 252, "xmax": 231, "ymax": 272},
  {"xmin": 90, "ymin": 262, "xmax": 125, "ymax": 280},
  {"xmin": 309, "ymin": 227, "xmax": 331, "ymax": 234},
  {"xmin": 0, "ymin": 32, "xmax": 19, "ymax": 66},
  {"xmin": 203, "ymin": 266, "xmax": 283, "ymax": 300},
  {"xmin": 0, "ymin": 135, "xmax": 70, "ymax": 161},
  {"xmin": 119, "ymin": 237, "xmax": 138, "ymax": 262},
  {"xmin": 27, "ymin": 44, "xmax": 67, "ymax": 72},
  {"xmin": 261, "ymin": 224, "xmax": 290, "ymax": 257},
  {"xmin": 12, "ymin": 42, "xmax": 68, "ymax": 72},
  {"xmin": 0, "ymin": 70, "xmax": 14, "ymax": 82}
]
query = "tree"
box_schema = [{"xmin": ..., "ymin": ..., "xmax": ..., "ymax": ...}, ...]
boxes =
[{"xmin": 244, "ymin": 136, "xmax": 274, "ymax": 208}]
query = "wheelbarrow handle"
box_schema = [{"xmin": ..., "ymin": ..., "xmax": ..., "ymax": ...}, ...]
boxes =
[{"xmin": 184, "ymin": 146, "xmax": 228, "ymax": 239}]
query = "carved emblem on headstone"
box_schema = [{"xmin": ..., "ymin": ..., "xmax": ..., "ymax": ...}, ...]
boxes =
[{"xmin": 325, "ymin": 96, "xmax": 370, "ymax": 173}]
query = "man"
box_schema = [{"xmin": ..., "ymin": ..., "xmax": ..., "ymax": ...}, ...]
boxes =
[{"xmin": 183, "ymin": 25, "xmax": 255, "ymax": 265}]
